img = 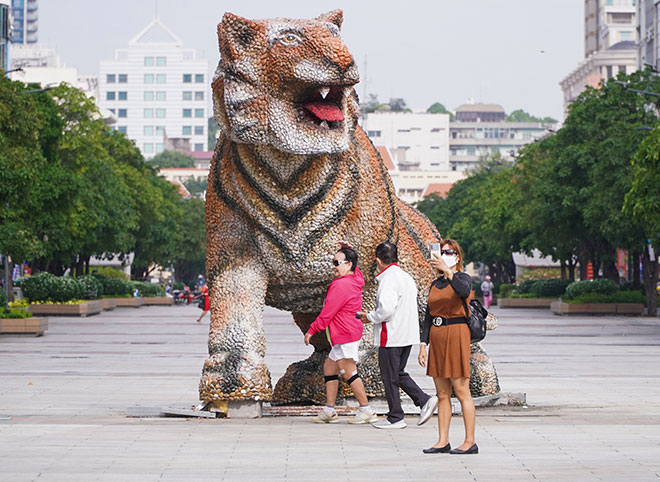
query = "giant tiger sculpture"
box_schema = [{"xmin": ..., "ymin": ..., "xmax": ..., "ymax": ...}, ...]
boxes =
[{"xmin": 200, "ymin": 10, "xmax": 499, "ymax": 408}]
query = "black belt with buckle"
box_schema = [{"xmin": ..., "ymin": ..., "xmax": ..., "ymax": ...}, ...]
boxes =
[{"xmin": 432, "ymin": 316, "xmax": 467, "ymax": 327}]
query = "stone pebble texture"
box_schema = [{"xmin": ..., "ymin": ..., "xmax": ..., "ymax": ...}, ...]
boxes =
[{"xmin": 200, "ymin": 10, "xmax": 500, "ymax": 406}]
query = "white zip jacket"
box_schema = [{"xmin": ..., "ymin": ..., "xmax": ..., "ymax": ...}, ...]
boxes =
[{"xmin": 366, "ymin": 264, "xmax": 421, "ymax": 347}]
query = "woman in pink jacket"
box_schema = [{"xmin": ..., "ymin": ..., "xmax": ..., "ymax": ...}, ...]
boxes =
[{"xmin": 304, "ymin": 246, "xmax": 377, "ymax": 425}]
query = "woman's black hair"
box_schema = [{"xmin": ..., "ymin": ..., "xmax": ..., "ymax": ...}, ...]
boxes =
[{"xmin": 337, "ymin": 247, "xmax": 358, "ymax": 271}]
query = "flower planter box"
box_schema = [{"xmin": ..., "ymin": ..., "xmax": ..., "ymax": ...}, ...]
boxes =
[
  {"xmin": 102, "ymin": 298, "xmax": 117, "ymax": 311},
  {"xmin": 112, "ymin": 297, "xmax": 143, "ymax": 308},
  {"xmin": 551, "ymin": 301, "xmax": 642, "ymax": 315},
  {"xmin": 29, "ymin": 301, "xmax": 103, "ymax": 317},
  {"xmin": 0, "ymin": 317, "xmax": 48, "ymax": 336},
  {"xmin": 500, "ymin": 298, "xmax": 556, "ymax": 309},
  {"xmin": 141, "ymin": 296, "xmax": 173, "ymax": 306}
]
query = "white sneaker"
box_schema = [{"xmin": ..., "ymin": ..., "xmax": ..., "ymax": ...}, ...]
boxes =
[
  {"xmin": 348, "ymin": 410, "xmax": 378, "ymax": 424},
  {"xmin": 417, "ymin": 395, "xmax": 438, "ymax": 426},
  {"xmin": 373, "ymin": 419, "xmax": 407, "ymax": 429},
  {"xmin": 312, "ymin": 410, "xmax": 339, "ymax": 424}
]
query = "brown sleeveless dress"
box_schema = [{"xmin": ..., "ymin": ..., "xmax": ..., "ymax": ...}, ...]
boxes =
[{"xmin": 426, "ymin": 277, "xmax": 472, "ymax": 379}]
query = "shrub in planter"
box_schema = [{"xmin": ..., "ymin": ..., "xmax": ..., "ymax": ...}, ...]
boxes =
[
  {"xmin": 132, "ymin": 281, "xmax": 165, "ymax": 297},
  {"xmin": 50, "ymin": 277, "xmax": 83, "ymax": 302},
  {"xmin": 532, "ymin": 279, "xmax": 572, "ymax": 298},
  {"xmin": 98, "ymin": 277, "xmax": 133, "ymax": 297},
  {"xmin": 77, "ymin": 275, "xmax": 103, "ymax": 300},
  {"xmin": 90, "ymin": 266, "xmax": 128, "ymax": 280},
  {"xmin": 173, "ymin": 282, "xmax": 186, "ymax": 290},
  {"xmin": 21, "ymin": 272, "xmax": 57, "ymax": 302},
  {"xmin": 499, "ymin": 283, "xmax": 515, "ymax": 298},
  {"xmin": 564, "ymin": 279, "xmax": 618, "ymax": 299},
  {"xmin": 0, "ymin": 308, "xmax": 32, "ymax": 319},
  {"xmin": 566, "ymin": 290, "xmax": 645, "ymax": 305},
  {"xmin": 516, "ymin": 280, "xmax": 540, "ymax": 294}
]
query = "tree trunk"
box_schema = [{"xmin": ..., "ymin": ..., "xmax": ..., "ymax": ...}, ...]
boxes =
[
  {"xmin": 603, "ymin": 259, "xmax": 619, "ymax": 284},
  {"xmin": 632, "ymin": 250, "xmax": 641, "ymax": 289},
  {"xmin": 642, "ymin": 246, "xmax": 658, "ymax": 317},
  {"xmin": 560, "ymin": 260, "xmax": 566, "ymax": 280}
]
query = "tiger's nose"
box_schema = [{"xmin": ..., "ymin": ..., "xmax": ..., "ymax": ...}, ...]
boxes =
[{"xmin": 325, "ymin": 38, "xmax": 357, "ymax": 77}]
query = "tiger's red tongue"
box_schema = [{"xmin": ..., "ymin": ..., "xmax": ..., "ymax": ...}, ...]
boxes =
[{"xmin": 304, "ymin": 102, "xmax": 344, "ymax": 122}]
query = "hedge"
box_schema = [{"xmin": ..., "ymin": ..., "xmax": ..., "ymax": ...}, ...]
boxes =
[
  {"xmin": 132, "ymin": 281, "xmax": 165, "ymax": 297},
  {"xmin": 531, "ymin": 279, "xmax": 572, "ymax": 298},
  {"xmin": 77, "ymin": 275, "xmax": 103, "ymax": 300},
  {"xmin": 95, "ymin": 276, "xmax": 133, "ymax": 297},
  {"xmin": 565, "ymin": 290, "xmax": 645, "ymax": 305},
  {"xmin": 20, "ymin": 273, "xmax": 86, "ymax": 303},
  {"xmin": 564, "ymin": 279, "xmax": 618, "ymax": 299}
]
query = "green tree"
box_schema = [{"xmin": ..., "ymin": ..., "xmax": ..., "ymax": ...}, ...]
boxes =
[
  {"xmin": 183, "ymin": 177, "xmax": 207, "ymax": 195},
  {"xmin": 149, "ymin": 150, "xmax": 195, "ymax": 168},
  {"xmin": 173, "ymin": 197, "xmax": 206, "ymax": 283},
  {"xmin": 426, "ymin": 102, "xmax": 455, "ymax": 120},
  {"xmin": 624, "ymin": 126, "xmax": 660, "ymax": 315},
  {"xmin": 506, "ymin": 109, "xmax": 557, "ymax": 124}
]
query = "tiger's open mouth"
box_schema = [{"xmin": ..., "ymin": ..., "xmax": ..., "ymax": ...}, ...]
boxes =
[{"xmin": 299, "ymin": 86, "xmax": 350, "ymax": 130}]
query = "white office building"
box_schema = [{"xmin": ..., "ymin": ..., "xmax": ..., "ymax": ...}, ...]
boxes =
[
  {"xmin": 361, "ymin": 112, "xmax": 450, "ymax": 171},
  {"xmin": 99, "ymin": 18, "xmax": 209, "ymax": 158}
]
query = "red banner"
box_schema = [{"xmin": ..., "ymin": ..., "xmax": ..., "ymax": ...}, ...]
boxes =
[{"xmin": 586, "ymin": 262, "xmax": 594, "ymax": 280}]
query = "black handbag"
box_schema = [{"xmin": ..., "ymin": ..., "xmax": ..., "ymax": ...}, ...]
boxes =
[
  {"xmin": 197, "ymin": 297, "xmax": 205, "ymax": 310},
  {"xmin": 461, "ymin": 298, "xmax": 488, "ymax": 343}
]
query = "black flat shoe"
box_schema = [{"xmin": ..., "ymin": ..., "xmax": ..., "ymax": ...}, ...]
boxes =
[
  {"xmin": 450, "ymin": 444, "xmax": 478, "ymax": 455},
  {"xmin": 422, "ymin": 443, "xmax": 451, "ymax": 454}
]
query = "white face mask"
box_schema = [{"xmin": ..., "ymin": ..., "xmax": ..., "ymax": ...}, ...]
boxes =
[{"xmin": 441, "ymin": 254, "xmax": 458, "ymax": 268}]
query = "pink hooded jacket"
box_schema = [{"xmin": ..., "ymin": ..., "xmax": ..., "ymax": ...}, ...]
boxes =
[{"xmin": 306, "ymin": 267, "xmax": 365, "ymax": 345}]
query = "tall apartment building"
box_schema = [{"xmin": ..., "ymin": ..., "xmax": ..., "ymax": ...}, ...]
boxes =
[
  {"xmin": 637, "ymin": 0, "xmax": 660, "ymax": 70},
  {"xmin": 0, "ymin": 1, "xmax": 9, "ymax": 71},
  {"xmin": 561, "ymin": 1, "xmax": 638, "ymax": 115},
  {"xmin": 361, "ymin": 112, "xmax": 450, "ymax": 170},
  {"xmin": 99, "ymin": 18, "xmax": 209, "ymax": 158},
  {"xmin": 449, "ymin": 104, "xmax": 552, "ymax": 171},
  {"xmin": 10, "ymin": 0, "xmax": 37, "ymax": 45}
]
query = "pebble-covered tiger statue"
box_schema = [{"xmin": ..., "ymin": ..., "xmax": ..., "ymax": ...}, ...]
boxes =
[{"xmin": 200, "ymin": 10, "xmax": 499, "ymax": 409}]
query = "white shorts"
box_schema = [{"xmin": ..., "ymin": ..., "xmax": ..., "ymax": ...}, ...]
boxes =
[{"xmin": 328, "ymin": 340, "xmax": 360, "ymax": 362}]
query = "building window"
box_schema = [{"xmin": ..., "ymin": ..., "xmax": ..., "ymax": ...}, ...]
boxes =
[
  {"xmin": 195, "ymin": 91, "xmax": 204, "ymax": 101},
  {"xmin": 118, "ymin": 91, "xmax": 127, "ymax": 101},
  {"xmin": 106, "ymin": 91, "xmax": 116, "ymax": 100},
  {"xmin": 607, "ymin": 65, "xmax": 613, "ymax": 78},
  {"xmin": 144, "ymin": 108, "xmax": 154, "ymax": 118},
  {"xmin": 183, "ymin": 91, "xmax": 192, "ymax": 100},
  {"xmin": 144, "ymin": 74, "xmax": 154, "ymax": 83},
  {"xmin": 183, "ymin": 74, "xmax": 192, "ymax": 83},
  {"xmin": 144, "ymin": 91, "xmax": 154, "ymax": 101},
  {"xmin": 144, "ymin": 126, "xmax": 154, "ymax": 136},
  {"xmin": 156, "ymin": 126, "xmax": 165, "ymax": 135},
  {"xmin": 118, "ymin": 74, "xmax": 127, "ymax": 83},
  {"xmin": 156, "ymin": 56, "xmax": 166, "ymax": 66},
  {"xmin": 106, "ymin": 74, "xmax": 116, "ymax": 83},
  {"xmin": 182, "ymin": 126, "xmax": 192, "ymax": 135},
  {"xmin": 194, "ymin": 143, "xmax": 204, "ymax": 151},
  {"xmin": 194, "ymin": 126, "xmax": 204, "ymax": 135},
  {"xmin": 144, "ymin": 143, "xmax": 154, "ymax": 153},
  {"xmin": 367, "ymin": 130, "xmax": 381, "ymax": 137},
  {"xmin": 194, "ymin": 108, "xmax": 204, "ymax": 118},
  {"xmin": 117, "ymin": 126, "xmax": 127, "ymax": 134},
  {"xmin": 155, "ymin": 143, "xmax": 164, "ymax": 153},
  {"xmin": 156, "ymin": 74, "xmax": 166, "ymax": 83},
  {"xmin": 620, "ymin": 31, "xmax": 632, "ymax": 41},
  {"xmin": 156, "ymin": 108, "xmax": 166, "ymax": 118},
  {"xmin": 156, "ymin": 91, "xmax": 166, "ymax": 101},
  {"xmin": 183, "ymin": 109, "xmax": 192, "ymax": 118},
  {"xmin": 144, "ymin": 56, "xmax": 154, "ymax": 66},
  {"xmin": 618, "ymin": 65, "xmax": 626, "ymax": 75},
  {"xmin": 109, "ymin": 109, "xmax": 116, "ymax": 114},
  {"xmin": 195, "ymin": 74, "xmax": 204, "ymax": 83}
]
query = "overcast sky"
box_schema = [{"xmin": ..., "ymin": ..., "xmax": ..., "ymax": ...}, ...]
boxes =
[{"xmin": 39, "ymin": 0, "xmax": 583, "ymax": 121}]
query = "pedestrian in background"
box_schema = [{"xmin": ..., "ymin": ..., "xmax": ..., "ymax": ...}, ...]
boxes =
[
  {"xmin": 196, "ymin": 283, "xmax": 209, "ymax": 323},
  {"xmin": 357, "ymin": 241, "xmax": 438, "ymax": 429},
  {"xmin": 419, "ymin": 239, "xmax": 478, "ymax": 455},
  {"xmin": 481, "ymin": 275, "xmax": 494, "ymax": 309}
]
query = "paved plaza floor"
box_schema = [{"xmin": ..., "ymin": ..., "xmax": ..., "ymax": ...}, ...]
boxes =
[{"xmin": 1, "ymin": 303, "xmax": 659, "ymax": 481}]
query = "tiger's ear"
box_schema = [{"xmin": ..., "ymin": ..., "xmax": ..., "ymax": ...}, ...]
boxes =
[
  {"xmin": 218, "ymin": 12, "xmax": 263, "ymax": 61},
  {"xmin": 316, "ymin": 10, "xmax": 343, "ymax": 30}
]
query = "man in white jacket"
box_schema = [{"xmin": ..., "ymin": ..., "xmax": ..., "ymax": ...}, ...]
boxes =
[{"xmin": 358, "ymin": 242, "xmax": 438, "ymax": 429}]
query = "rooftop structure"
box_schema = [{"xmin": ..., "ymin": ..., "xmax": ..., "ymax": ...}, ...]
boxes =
[{"xmin": 10, "ymin": 0, "xmax": 37, "ymax": 45}]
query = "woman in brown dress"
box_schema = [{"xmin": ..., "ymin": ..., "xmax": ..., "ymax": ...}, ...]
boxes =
[{"xmin": 418, "ymin": 239, "xmax": 478, "ymax": 455}]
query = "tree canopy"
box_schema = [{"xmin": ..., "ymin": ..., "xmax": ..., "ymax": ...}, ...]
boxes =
[
  {"xmin": 506, "ymin": 109, "xmax": 557, "ymax": 124},
  {"xmin": 148, "ymin": 149, "xmax": 196, "ymax": 169}
]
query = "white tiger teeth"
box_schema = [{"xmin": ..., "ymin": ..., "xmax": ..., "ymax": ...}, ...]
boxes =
[
  {"xmin": 320, "ymin": 120, "xmax": 329, "ymax": 129},
  {"xmin": 319, "ymin": 87, "xmax": 330, "ymax": 99}
]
